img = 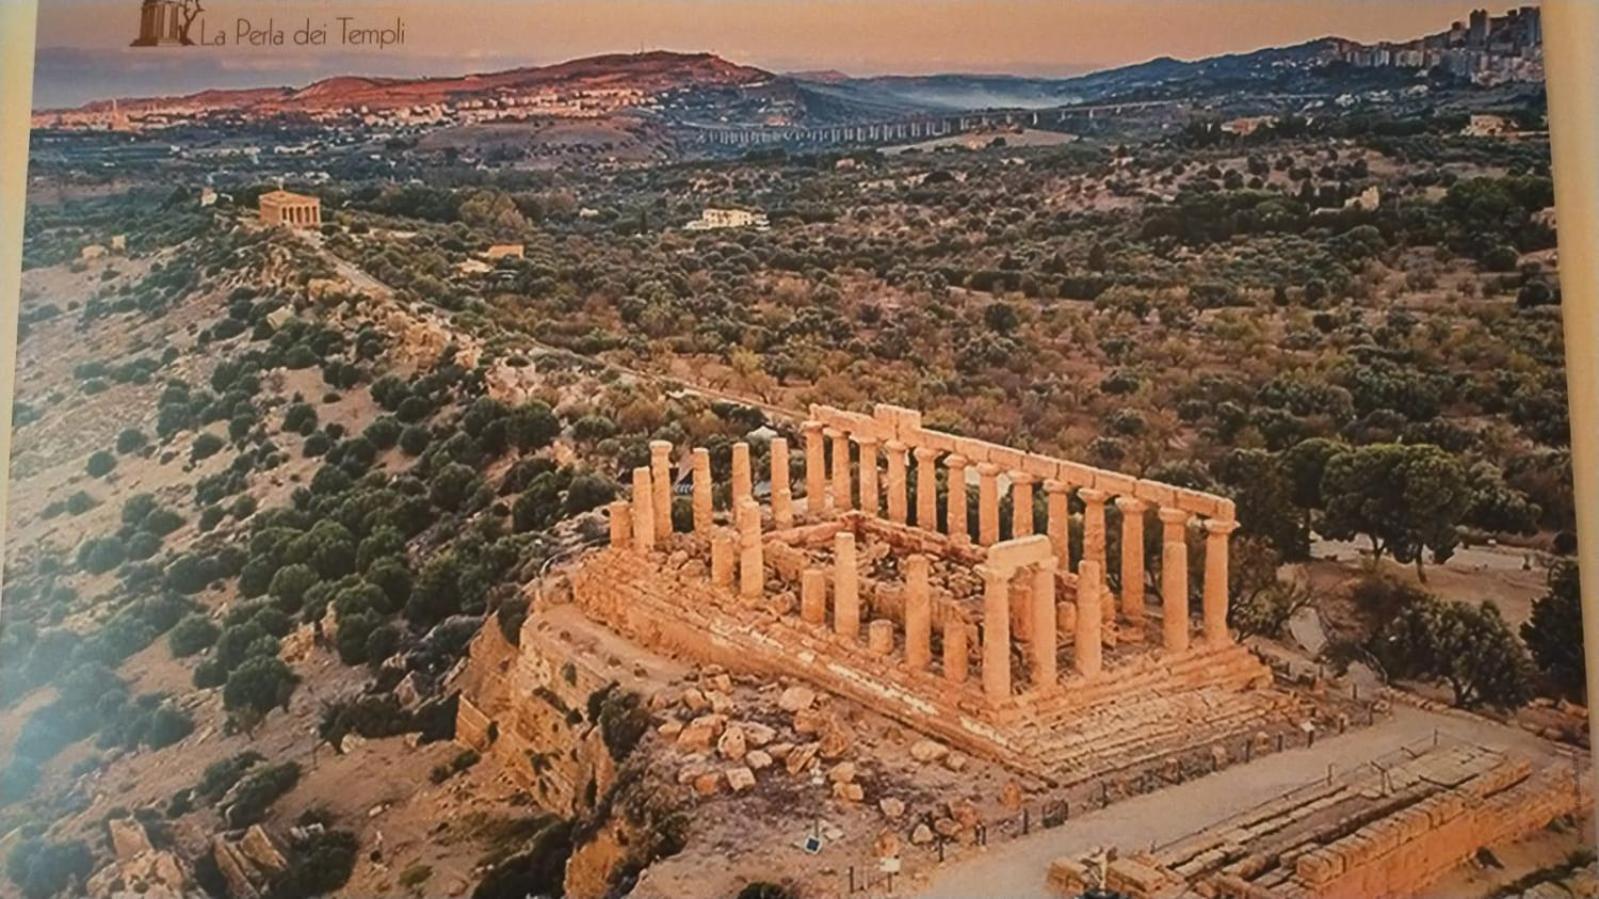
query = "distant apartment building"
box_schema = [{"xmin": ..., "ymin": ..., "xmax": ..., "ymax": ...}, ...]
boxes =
[
  {"xmin": 684, "ymin": 208, "xmax": 770, "ymax": 231},
  {"xmin": 258, "ymin": 190, "xmax": 322, "ymax": 229},
  {"xmin": 1337, "ymin": 6, "xmax": 1542, "ymax": 85}
]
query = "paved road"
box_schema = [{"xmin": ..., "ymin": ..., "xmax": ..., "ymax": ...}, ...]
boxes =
[{"xmin": 914, "ymin": 704, "xmax": 1563, "ymax": 899}]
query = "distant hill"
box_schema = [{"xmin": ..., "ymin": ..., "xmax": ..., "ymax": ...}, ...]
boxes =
[{"xmin": 61, "ymin": 50, "xmax": 772, "ymax": 115}]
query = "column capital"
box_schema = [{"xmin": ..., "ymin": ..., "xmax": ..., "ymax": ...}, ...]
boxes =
[
  {"xmin": 1203, "ymin": 518, "xmax": 1241, "ymax": 537},
  {"xmin": 801, "ymin": 419, "xmax": 825, "ymax": 434},
  {"xmin": 1115, "ymin": 496, "xmax": 1150, "ymax": 514},
  {"xmin": 823, "ymin": 426, "xmax": 844, "ymax": 440},
  {"xmin": 854, "ymin": 433, "xmax": 880, "ymax": 448},
  {"xmin": 1042, "ymin": 478, "xmax": 1069, "ymax": 495},
  {"xmin": 912, "ymin": 445, "xmax": 940, "ymax": 462},
  {"xmin": 1010, "ymin": 470, "xmax": 1036, "ymax": 486},
  {"xmin": 975, "ymin": 461, "xmax": 1003, "ymax": 477},
  {"xmin": 974, "ymin": 563, "xmax": 1008, "ymax": 585},
  {"xmin": 1078, "ymin": 487, "xmax": 1109, "ymax": 504},
  {"xmin": 1157, "ymin": 506, "xmax": 1192, "ymax": 526},
  {"xmin": 649, "ymin": 439, "xmax": 672, "ymax": 452},
  {"xmin": 945, "ymin": 453, "xmax": 970, "ymax": 469}
]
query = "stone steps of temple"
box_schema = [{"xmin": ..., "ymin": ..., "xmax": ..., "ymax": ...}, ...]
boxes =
[{"xmin": 1010, "ymin": 644, "xmax": 1275, "ymax": 728}]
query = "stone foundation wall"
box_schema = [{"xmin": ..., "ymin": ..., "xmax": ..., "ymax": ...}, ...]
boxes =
[{"xmin": 452, "ymin": 621, "xmax": 619, "ymax": 817}]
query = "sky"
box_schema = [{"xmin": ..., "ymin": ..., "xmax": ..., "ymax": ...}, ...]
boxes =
[{"xmin": 30, "ymin": 0, "xmax": 1531, "ymax": 109}]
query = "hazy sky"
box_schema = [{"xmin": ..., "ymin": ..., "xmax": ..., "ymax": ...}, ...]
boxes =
[{"xmin": 32, "ymin": 0, "xmax": 1529, "ymax": 108}]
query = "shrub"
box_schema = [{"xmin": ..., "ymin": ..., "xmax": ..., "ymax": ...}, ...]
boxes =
[
  {"xmin": 223, "ymin": 656, "xmax": 298, "ymax": 715},
  {"xmin": 86, "ymin": 450, "xmax": 118, "ymax": 478},
  {"xmin": 168, "ymin": 614, "xmax": 220, "ymax": 657},
  {"xmin": 191, "ymin": 433, "xmax": 226, "ymax": 462},
  {"xmin": 224, "ymin": 761, "xmax": 301, "ymax": 826},
  {"xmin": 116, "ymin": 428, "xmax": 148, "ymax": 454}
]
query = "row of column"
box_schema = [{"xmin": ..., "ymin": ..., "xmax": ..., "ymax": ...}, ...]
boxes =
[
  {"xmin": 276, "ymin": 203, "xmax": 320, "ymax": 227},
  {"xmin": 798, "ymin": 420, "xmax": 1240, "ymax": 654}
]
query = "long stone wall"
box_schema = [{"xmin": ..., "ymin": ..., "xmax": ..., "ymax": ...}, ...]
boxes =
[{"xmin": 1049, "ymin": 744, "xmax": 1593, "ymax": 899}]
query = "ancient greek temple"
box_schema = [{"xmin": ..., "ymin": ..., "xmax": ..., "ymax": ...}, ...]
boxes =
[
  {"xmin": 576, "ymin": 404, "xmax": 1283, "ymax": 779},
  {"xmin": 258, "ymin": 190, "xmax": 323, "ymax": 229}
]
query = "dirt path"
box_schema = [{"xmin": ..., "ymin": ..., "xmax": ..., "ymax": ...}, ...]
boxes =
[{"xmin": 912, "ymin": 704, "xmax": 1569, "ymax": 899}]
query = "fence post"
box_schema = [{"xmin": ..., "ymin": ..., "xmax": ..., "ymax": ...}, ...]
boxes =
[
  {"xmin": 849, "ymin": 866, "xmax": 855, "ymax": 893},
  {"xmin": 1023, "ymin": 808, "xmax": 1030, "ymax": 835}
]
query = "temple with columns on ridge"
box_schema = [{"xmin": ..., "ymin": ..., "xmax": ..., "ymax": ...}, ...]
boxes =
[{"xmin": 563, "ymin": 403, "xmax": 1306, "ymax": 782}]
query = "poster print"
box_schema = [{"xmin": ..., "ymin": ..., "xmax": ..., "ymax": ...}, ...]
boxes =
[{"xmin": 3, "ymin": 2, "xmax": 1586, "ymax": 897}]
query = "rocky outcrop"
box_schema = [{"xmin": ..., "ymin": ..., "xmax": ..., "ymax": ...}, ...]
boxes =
[{"xmin": 211, "ymin": 826, "xmax": 287, "ymax": 899}]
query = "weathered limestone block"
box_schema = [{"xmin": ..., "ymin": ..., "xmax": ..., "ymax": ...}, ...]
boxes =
[
  {"xmin": 711, "ymin": 529, "xmax": 735, "ymax": 588},
  {"xmin": 1116, "ymin": 496, "xmax": 1149, "ymax": 625},
  {"xmin": 1031, "ymin": 562, "xmax": 1058, "ymax": 692},
  {"xmin": 834, "ymin": 531, "xmax": 860, "ymax": 639},
  {"xmin": 828, "ymin": 428, "xmax": 853, "ymax": 512},
  {"xmin": 884, "ymin": 439, "xmax": 908, "ymax": 523},
  {"xmin": 945, "ymin": 454, "xmax": 971, "ymax": 545},
  {"xmin": 803, "ymin": 420, "xmax": 827, "ymax": 515},
  {"xmin": 737, "ymin": 499, "xmax": 763, "ymax": 599},
  {"xmin": 1159, "ymin": 508, "xmax": 1191, "ymax": 653},
  {"xmin": 771, "ymin": 437, "xmax": 794, "ymax": 529},
  {"xmin": 650, "ymin": 440, "xmax": 674, "ymax": 538},
  {"xmin": 977, "ymin": 463, "xmax": 1003, "ymax": 546},
  {"xmin": 1204, "ymin": 518, "xmax": 1240, "ymax": 646},
  {"xmin": 944, "ymin": 617, "xmax": 969, "ymax": 684},
  {"xmin": 1011, "ymin": 471, "xmax": 1036, "ymax": 537},
  {"xmin": 979, "ymin": 564, "xmax": 1011, "ymax": 704},
  {"xmin": 868, "ymin": 619, "xmax": 896, "ymax": 655},
  {"xmin": 692, "ymin": 448, "xmax": 714, "ymax": 535},
  {"xmin": 608, "ymin": 500, "xmax": 631, "ymax": 549},
  {"xmin": 631, "ymin": 467, "xmax": 656, "ymax": 551},
  {"xmin": 904, "ymin": 554, "xmax": 932, "ymax": 671},
  {"xmin": 731, "ymin": 441, "xmax": 753, "ymax": 510},
  {"xmin": 858, "ymin": 436, "xmax": 881, "ymax": 517},
  {"xmin": 1075, "ymin": 560, "xmax": 1104, "ymax": 676},
  {"xmin": 801, "ymin": 568, "xmax": 827, "ymax": 625}
]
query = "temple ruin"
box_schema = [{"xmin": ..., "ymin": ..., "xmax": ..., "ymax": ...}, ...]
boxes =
[
  {"xmin": 536, "ymin": 403, "xmax": 1307, "ymax": 783},
  {"xmin": 257, "ymin": 190, "xmax": 322, "ymax": 229}
]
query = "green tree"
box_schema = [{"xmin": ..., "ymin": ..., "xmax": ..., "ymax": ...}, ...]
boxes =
[
  {"xmin": 1522, "ymin": 562, "xmax": 1586, "ymax": 701},
  {"xmin": 1321, "ymin": 444, "xmax": 1471, "ymax": 582},
  {"xmin": 1371, "ymin": 594, "xmax": 1533, "ymax": 709},
  {"xmin": 223, "ymin": 655, "xmax": 298, "ymax": 715}
]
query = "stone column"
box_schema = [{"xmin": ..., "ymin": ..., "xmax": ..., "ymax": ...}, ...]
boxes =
[
  {"xmin": 1116, "ymin": 497, "xmax": 1149, "ymax": 626},
  {"xmin": 1044, "ymin": 480, "xmax": 1070, "ymax": 568},
  {"xmin": 630, "ymin": 467, "xmax": 655, "ymax": 551},
  {"xmin": 1080, "ymin": 488, "xmax": 1112, "ymax": 624},
  {"xmin": 1203, "ymin": 519, "xmax": 1240, "ymax": 646},
  {"xmin": 731, "ymin": 441, "xmax": 753, "ymax": 511},
  {"xmin": 868, "ymin": 620, "xmax": 895, "ymax": 655},
  {"xmin": 879, "ymin": 440, "xmax": 905, "ymax": 524},
  {"xmin": 770, "ymin": 438, "xmax": 793, "ymax": 529},
  {"xmin": 1011, "ymin": 472, "xmax": 1036, "ymax": 537},
  {"xmin": 801, "ymin": 568, "xmax": 827, "ymax": 625},
  {"xmin": 944, "ymin": 618, "xmax": 969, "ymax": 684},
  {"xmin": 833, "ymin": 531, "xmax": 860, "ymax": 640},
  {"xmin": 904, "ymin": 554, "xmax": 931, "ymax": 671},
  {"xmin": 737, "ymin": 499, "xmax": 763, "ymax": 599},
  {"xmin": 913, "ymin": 447, "xmax": 940, "ymax": 531},
  {"xmin": 945, "ymin": 455, "xmax": 971, "ymax": 545},
  {"xmin": 710, "ymin": 530, "xmax": 735, "ymax": 587},
  {"xmin": 649, "ymin": 440, "xmax": 673, "ymax": 538},
  {"xmin": 1031, "ymin": 562, "xmax": 1058, "ymax": 692},
  {"xmin": 802, "ymin": 420, "xmax": 826, "ymax": 516},
  {"xmin": 857, "ymin": 436, "xmax": 881, "ymax": 517},
  {"xmin": 979, "ymin": 564, "xmax": 1012, "ymax": 704},
  {"xmin": 608, "ymin": 500, "xmax": 631, "ymax": 548},
  {"xmin": 692, "ymin": 448, "xmax": 714, "ymax": 535},
  {"xmin": 1159, "ymin": 508, "xmax": 1191, "ymax": 653},
  {"xmin": 1075, "ymin": 560, "xmax": 1103, "ymax": 677},
  {"xmin": 976, "ymin": 463, "xmax": 1003, "ymax": 546},
  {"xmin": 827, "ymin": 428, "xmax": 852, "ymax": 512}
]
